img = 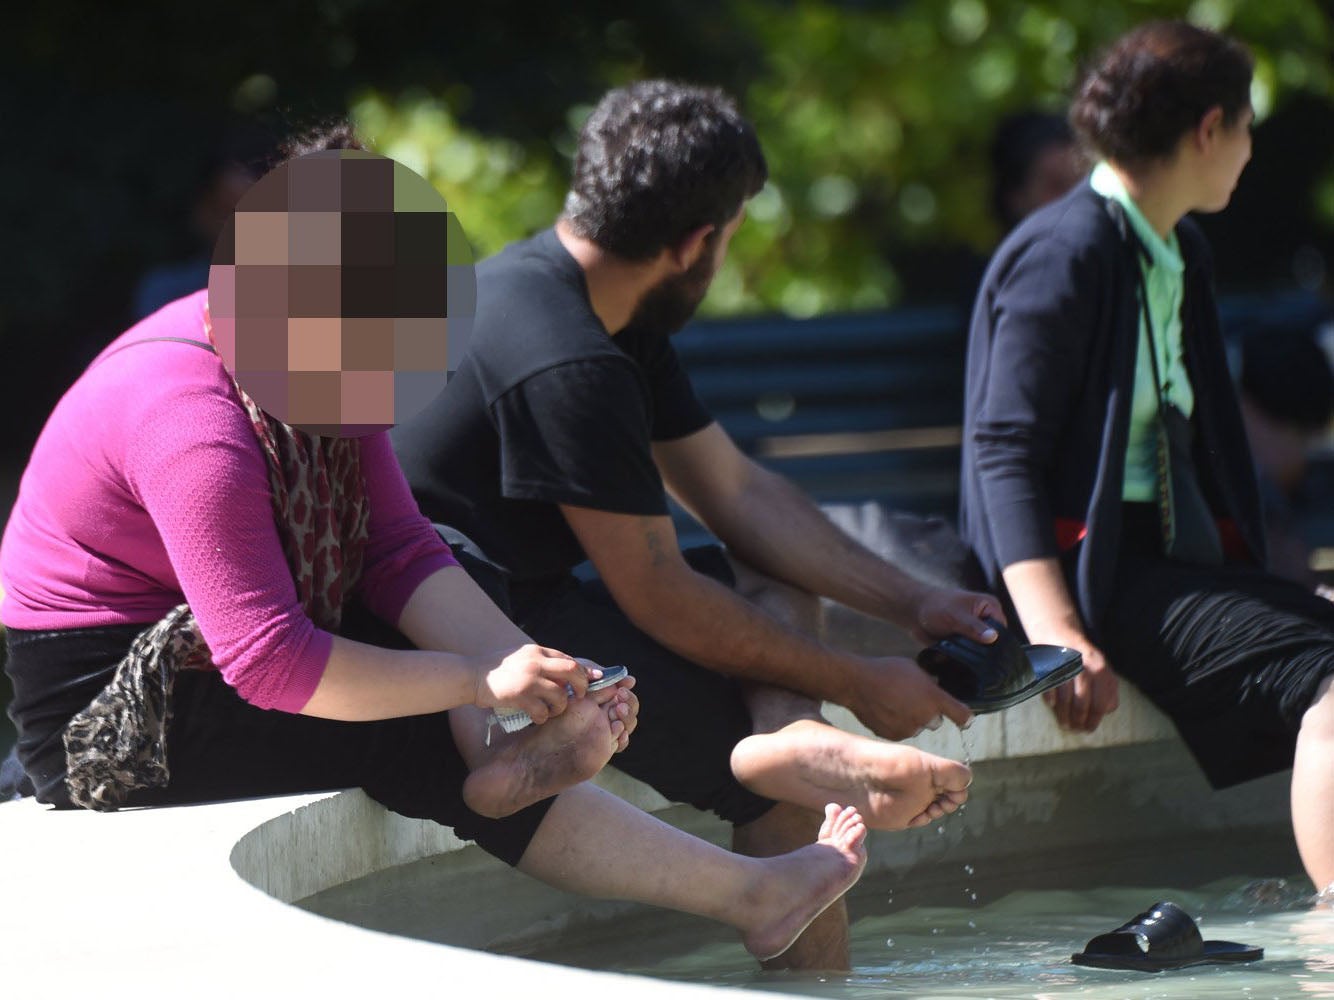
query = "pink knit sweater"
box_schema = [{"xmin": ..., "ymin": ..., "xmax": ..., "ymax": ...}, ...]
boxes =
[{"xmin": 0, "ymin": 291, "xmax": 457, "ymax": 712}]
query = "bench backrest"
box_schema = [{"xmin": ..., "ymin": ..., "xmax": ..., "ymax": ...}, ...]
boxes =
[{"xmin": 671, "ymin": 291, "xmax": 1333, "ymax": 541}]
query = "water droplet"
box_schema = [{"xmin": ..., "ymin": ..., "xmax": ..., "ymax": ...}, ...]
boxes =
[
  {"xmin": 968, "ymin": 920, "xmax": 977, "ymax": 928},
  {"xmin": 931, "ymin": 927, "xmax": 940, "ymax": 934},
  {"xmin": 963, "ymin": 864, "xmax": 975, "ymax": 875},
  {"xmin": 885, "ymin": 937, "xmax": 894, "ymax": 948},
  {"xmin": 970, "ymin": 892, "xmax": 978, "ymax": 902},
  {"xmin": 963, "ymin": 886, "xmax": 973, "ymax": 896},
  {"xmin": 937, "ymin": 825, "xmax": 946, "ymax": 835}
]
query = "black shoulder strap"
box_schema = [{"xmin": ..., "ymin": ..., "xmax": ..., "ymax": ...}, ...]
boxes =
[
  {"xmin": 1102, "ymin": 198, "xmax": 1153, "ymax": 268},
  {"xmin": 1103, "ymin": 198, "xmax": 1169, "ymax": 412}
]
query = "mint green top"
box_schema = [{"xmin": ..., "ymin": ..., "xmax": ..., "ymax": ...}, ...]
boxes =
[{"xmin": 1088, "ymin": 162, "xmax": 1195, "ymax": 502}]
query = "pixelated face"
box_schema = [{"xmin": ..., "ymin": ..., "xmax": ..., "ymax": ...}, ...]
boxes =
[{"xmin": 206, "ymin": 149, "xmax": 475, "ymax": 437}]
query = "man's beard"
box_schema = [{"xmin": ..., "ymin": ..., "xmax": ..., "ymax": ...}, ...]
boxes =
[{"xmin": 624, "ymin": 249, "xmax": 715, "ymax": 338}]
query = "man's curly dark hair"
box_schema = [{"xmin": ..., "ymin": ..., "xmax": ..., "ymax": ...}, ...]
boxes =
[{"xmin": 561, "ymin": 80, "xmax": 768, "ymax": 260}]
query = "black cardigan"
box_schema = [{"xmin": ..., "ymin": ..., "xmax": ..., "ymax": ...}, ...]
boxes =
[{"xmin": 959, "ymin": 182, "xmax": 1266, "ymax": 640}]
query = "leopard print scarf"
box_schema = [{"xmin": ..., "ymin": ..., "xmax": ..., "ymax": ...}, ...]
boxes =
[{"xmin": 63, "ymin": 318, "xmax": 369, "ymax": 810}]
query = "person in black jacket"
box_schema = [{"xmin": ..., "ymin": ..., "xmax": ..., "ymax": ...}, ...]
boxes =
[{"xmin": 961, "ymin": 20, "xmax": 1334, "ymax": 898}]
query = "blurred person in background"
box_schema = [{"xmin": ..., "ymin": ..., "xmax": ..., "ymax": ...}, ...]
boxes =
[
  {"xmin": 1238, "ymin": 325, "xmax": 1334, "ymax": 586},
  {"xmin": 989, "ymin": 110, "xmax": 1087, "ymax": 234},
  {"xmin": 132, "ymin": 126, "xmax": 271, "ymax": 321}
]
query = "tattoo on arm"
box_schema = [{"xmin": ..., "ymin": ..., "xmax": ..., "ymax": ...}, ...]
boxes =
[{"xmin": 642, "ymin": 519, "xmax": 670, "ymax": 567}]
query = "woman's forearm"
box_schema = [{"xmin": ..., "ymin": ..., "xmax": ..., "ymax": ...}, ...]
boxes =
[
  {"xmin": 395, "ymin": 564, "xmax": 532, "ymax": 656},
  {"xmin": 298, "ymin": 565, "xmax": 593, "ymax": 723},
  {"xmin": 298, "ymin": 565, "xmax": 514, "ymax": 721},
  {"xmin": 300, "ymin": 635, "xmax": 479, "ymax": 721},
  {"xmin": 1001, "ymin": 555, "xmax": 1119, "ymax": 732},
  {"xmin": 1000, "ymin": 557, "xmax": 1089, "ymax": 646}
]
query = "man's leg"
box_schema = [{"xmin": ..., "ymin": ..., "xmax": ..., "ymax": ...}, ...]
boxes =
[
  {"xmin": 517, "ymin": 555, "xmax": 954, "ymax": 969},
  {"xmin": 726, "ymin": 557, "xmax": 973, "ymax": 834},
  {"xmin": 514, "ymin": 572, "xmax": 855, "ymax": 967},
  {"xmin": 720, "ymin": 556, "xmax": 969, "ymax": 968},
  {"xmin": 723, "ymin": 562, "xmax": 845, "ymax": 969},
  {"xmin": 1294, "ymin": 675, "xmax": 1334, "ymax": 895}
]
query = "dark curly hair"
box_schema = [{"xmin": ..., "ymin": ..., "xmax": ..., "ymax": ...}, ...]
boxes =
[
  {"xmin": 1070, "ymin": 21, "xmax": 1253, "ymax": 166},
  {"xmin": 561, "ymin": 80, "xmax": 768, "ymax": 260},
  {"xmin": 277, "ymin": 120, "xmax": 369, "ymax": 162}
]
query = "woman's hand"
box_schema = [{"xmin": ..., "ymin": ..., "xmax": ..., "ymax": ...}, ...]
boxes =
[
  {"xmin": 1041, "ymin": 637, "xmax": 1120, "ymax": 732},
  {"xmin": 1001, "ymin": 557, "xmax": 1118, "ymax": 733},
  {"xmin": 472, "ymin": 644, "xmax": 594, "ymax": 723}
]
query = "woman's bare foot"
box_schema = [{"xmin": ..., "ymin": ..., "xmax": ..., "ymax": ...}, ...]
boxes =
[
  {"xmin": 741, "ymin": 803, "xmax": 869, "ymax": 961},
  {"xmin": 462, "ymin": 687, "xmax": 634, "ymax": 818},
  {"xmin": 730, "ymin": 719, "xmax": 971, "ymax": 831}
]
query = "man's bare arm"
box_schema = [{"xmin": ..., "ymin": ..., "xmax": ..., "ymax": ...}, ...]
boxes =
[
  {"xmin": 652, "ymin": 423, "xmax": 1001, "ymax": 642},
  {"xmin": 560, "ymin": 502, "xmax": 971, "ymax": 738}
]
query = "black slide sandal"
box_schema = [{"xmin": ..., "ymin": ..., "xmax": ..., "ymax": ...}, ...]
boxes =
[
  {"xmin": 916, "ymin": 617, "xmax": 1082, "ymax": 713},
  {"xmin": 1072, "ymin": 901, "xmax": 1263, "ymax": 973}
]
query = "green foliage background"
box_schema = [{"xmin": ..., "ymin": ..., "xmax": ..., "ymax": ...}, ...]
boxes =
[{"xmin": 350, "ymin": 0, "xmax": 1334, "ymax": 317}]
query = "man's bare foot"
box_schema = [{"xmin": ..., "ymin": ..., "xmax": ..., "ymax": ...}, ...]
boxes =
[
  {"xmin": 462, "ymin": 688, "xmax": 632, "ymax": 818},
  {"xmin": 741, "ymin": 803, "xmax": 869, "ymax": 961},
  {"xmin": 730, "ymin": 719, "xmax": 971, "ymax": 831}
]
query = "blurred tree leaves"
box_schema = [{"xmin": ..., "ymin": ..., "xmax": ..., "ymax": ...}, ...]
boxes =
[
  {"xmin": 731, "ymin": 0, "xmax": 1334, "ymax": 312},
  {"xmin": 351, "ymin": 91, "xmax": 567, "ymax": 261},
  {"xmin": 349, "ymin": 0, "xmax": 1334, "ymax": 317}
]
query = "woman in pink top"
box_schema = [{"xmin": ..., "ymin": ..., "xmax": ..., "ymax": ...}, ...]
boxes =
[
  {"xmin": 2, "ymin": 284, "xmax": 641, "ymax": 830},
  {"xmin": 0, "ymin": 128, "xmax": 870, "ymax": 963}
]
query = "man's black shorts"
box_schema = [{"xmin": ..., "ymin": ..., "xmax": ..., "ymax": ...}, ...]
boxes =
[{"xmin": 508, "ymin": 544, "xmax": 776, "ymax": 828}]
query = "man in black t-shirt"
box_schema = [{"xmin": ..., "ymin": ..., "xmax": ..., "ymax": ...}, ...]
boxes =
[{"xmin": 393, "ymin": 81, "xmax": 1003, "ymax": 970}]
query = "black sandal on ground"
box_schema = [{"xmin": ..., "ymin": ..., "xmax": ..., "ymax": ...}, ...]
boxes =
[{"xmin": 1072, "ymin": 901, "xmax": 1263, "ymax": 972}]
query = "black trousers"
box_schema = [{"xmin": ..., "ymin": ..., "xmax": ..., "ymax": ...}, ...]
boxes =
[
  {"xmin": 4, "ymin": 593, "xmax": 551, "ymax": 868},
  {"xmin": 1100, "ymin": 504, "xmax": 1334, "ymax": 788}
]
